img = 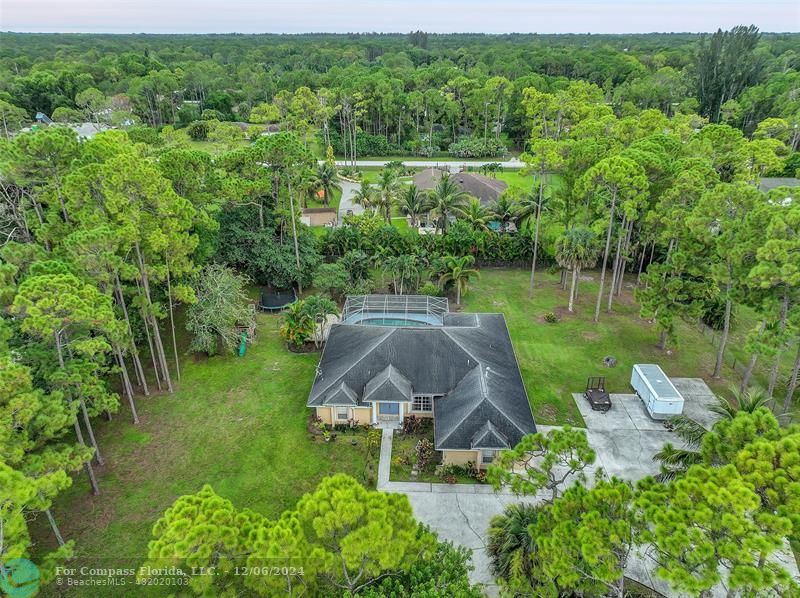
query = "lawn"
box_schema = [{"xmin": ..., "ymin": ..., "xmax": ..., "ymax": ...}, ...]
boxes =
[
  {"xmin": 305, "ymin": 185, "xmax": 342, "ymax": 212},
  {"xmin": 32, "ymin": 312, "xmax": 373, "ymax": 596},
  {"xmin": 461, "ymin": 268, "xmax": 762, "ymax": 426}
]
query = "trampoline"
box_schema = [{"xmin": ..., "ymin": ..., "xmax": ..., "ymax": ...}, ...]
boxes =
[{"xmin": 259, "ymin": 288, "xmax": 297, "ymax": 312}]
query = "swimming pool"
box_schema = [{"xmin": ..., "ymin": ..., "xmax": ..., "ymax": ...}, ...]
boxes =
[{"xmin": 360, "ymin": 317, "xmax": 430, "ymax": 327}]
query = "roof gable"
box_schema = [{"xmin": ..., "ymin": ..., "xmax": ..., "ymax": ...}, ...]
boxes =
[
  {"xmin": 363, "ymin": 365, "xmax": 412, "ymax": 402},
  {"xmin": 322, "ymin": 382, "xmax": 358, "ymax": 406}
]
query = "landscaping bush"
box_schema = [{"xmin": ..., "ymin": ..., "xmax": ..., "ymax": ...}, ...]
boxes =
[
  {"xmin": 418, "ymin": 282, "xmax": 443, "ymax": 297},
  {"xmin": 416, "ymin": 438, "xmax": 434, "ymax": 472},
  {"xmin": 186, "ymin": 120, "xmax": 210, "ymax": 141},
  {"xmin": 544, "ymin": 311, "xmax": 558, "ymax": 323}
]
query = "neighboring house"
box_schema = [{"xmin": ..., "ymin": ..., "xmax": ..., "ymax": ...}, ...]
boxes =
[
  {"xmin": 301, "ymin": 207, "xmax": 337, "ymax": 227},
  {"xmin": 307, "ymin": 295, "xmax": 536, "ymax": 468},
  {"xmin": 759, "ymin": 177, "xmax": 800, "ymax": 193},
  {"xmin": 412, "ymin": 168, "xmax": 508, "ymax": 205}
]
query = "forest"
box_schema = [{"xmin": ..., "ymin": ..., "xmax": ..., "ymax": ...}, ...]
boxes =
[{"xmin": 0, "ymin": 25, "xmax": 799, "ymax": 597}]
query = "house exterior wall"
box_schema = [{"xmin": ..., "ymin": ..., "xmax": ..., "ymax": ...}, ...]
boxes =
[
  {"xmin": 351, "ymin": 407, "xmax": 371, "ymax": 425},
  {"xmin": 315, "ymin": 407, "xmax": 332, "ymax": 424},
  {"xmin": 442, "ymin": 450, "xmax": 479, "ymax": 466},
  {"xmin": 315, "ymin": 406, "xmax": 372, "ymax": 425},
  {"xmin": 406, "ymin": 402, "xmax": 434, "ymax": 418}
]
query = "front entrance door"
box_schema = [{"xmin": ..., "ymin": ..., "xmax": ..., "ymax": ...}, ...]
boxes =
[{"xmin": 379, "ymin": 402, "xmax": 399, "ymax": 416}]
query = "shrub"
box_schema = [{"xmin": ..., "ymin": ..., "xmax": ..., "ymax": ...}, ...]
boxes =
[
  {"xmin": 186, "ymin": 120, "xmax": 210, "ymax": 141},
  {"xmin": 402, "ymin": 415, "xmax": 423, "ymax": 434},
  {"xmin": 345, "ymin": 279, "xmax": 374, "ymax": 296},
  {"xmin": 416, "ymin": 438, "xmax": 435, "ymax": 472},
  {"xmin": 418, "ymin": 282, "xmax": 443, "ymax": 297},
  {"xmin": 544, "ymin": 311, "xmax": 558, "ymax": 323},
  {"xmin": 186, "ymin": 265, "xmax": 254, "ymax": 355}
]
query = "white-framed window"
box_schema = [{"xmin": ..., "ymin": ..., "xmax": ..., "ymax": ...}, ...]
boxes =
[
  {"xmin": 335, "ymin": 407, "xmax": 349, "ymax": 421},
  {"xmin": 481, "ymin": 449, "xmax": 498, "ymax": 464},
  {"xmin": 412, "ymin": 395, "xmax": 433, "ymax": 412}
]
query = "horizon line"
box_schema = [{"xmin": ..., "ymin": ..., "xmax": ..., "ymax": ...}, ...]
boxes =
[{"xmin": 3, "ymin": 29, "xmax": 799, "ymax": 35}]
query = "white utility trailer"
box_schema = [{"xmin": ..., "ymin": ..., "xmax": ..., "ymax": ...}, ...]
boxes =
[{"xmin": 630, "ymin": 364, "xmax": 684, "ymax": 419}]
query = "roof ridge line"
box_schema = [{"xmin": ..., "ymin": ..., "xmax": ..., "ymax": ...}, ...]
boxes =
[
  {"xmin": 313, "ymin": 328, "xmax": 397, "ymax": 401},
  {"xmin": 436, "ymin": 367, "xmax": 484, "ymax": 448}
]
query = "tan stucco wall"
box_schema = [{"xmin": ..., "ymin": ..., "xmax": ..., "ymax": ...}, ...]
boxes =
[
  {"xmin": 442, "ymin": 450, "xmax": 479, "ymax": 466},
  {"xmin": 352, "ymin": 407, "xmax": 371, "ymax": 425},
  {"xmin": 316, "ymin": 406, "xmax": 371, "ymax": 425},
  {"xmin": 316, "ymin": 407, "xmax": 333, "ymax": 425}
]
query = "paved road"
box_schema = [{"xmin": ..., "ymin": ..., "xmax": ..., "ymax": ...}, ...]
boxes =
[{"xmin": 325, "ymin": 158, "xmax": 525, "ymax": 172}]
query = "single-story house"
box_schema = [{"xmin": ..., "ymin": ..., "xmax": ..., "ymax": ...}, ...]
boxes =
[
  {"xmin": 307, "ymin": 296, "xmax": 536, "ymax": 468},
  {"xmin": 412, "ymin": 168, "xmax": 508, "ymax": 206},
  {"xmin": 301, "ymin": 207, "xmax": 337, "ymax": 227}
]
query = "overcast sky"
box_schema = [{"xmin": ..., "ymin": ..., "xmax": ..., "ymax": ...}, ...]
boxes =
[{"xmin": 2, "ymin": 0, "xmax": 798, "ymax": 34}]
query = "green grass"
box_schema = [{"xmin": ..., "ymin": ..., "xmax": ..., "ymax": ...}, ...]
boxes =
[
  {"xmin": 305, "ymin": 186, "xmax": 342, "ymax": 212},
  {"xmin": 32, "ymin": 313, "xmax": 372, "ymax": 596},
  {"xmin": 461, "ymin": 268, "xmax": 761, "ymax": 426}
]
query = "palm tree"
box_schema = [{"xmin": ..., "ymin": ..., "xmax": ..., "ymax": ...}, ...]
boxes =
[
  {"xmin": 487, "ymin": 503, "xmax": 541, "ymax": 584},
  {"xmin": 295, "ymin": 167, "xmax": 320, "ymax": 208},
  {"xmin": 395, "ymin": 184, "xmax": 429, "ymax": 228},
  {"xmin": 488, "ymin": 194, "xmax": 518, "ymax": 232},
  {"xmin": 315, "ymin": 162, "xmax": 341, "ymax": 207},
  {"xmin": 517, "ymin": 186, "xmax": 549, "ymax": 299},
  {"xmin": 653, "ymin": 386, "xmax": 773, "ymax": 482},
  {"xmin": 455, "ymin": 197, "xmax": 490, "ymax": 231},
  {"xmin": 425, "ymin": 173, "xmax": 470, "ymax": 233},
  {"xmin": 375, "ymin": 168, "xmax": 400, "ymax": 224},
  {"xmin": 438, "ymin": 254, "xmax": 480, "ymax": 305},
  {"xmin": 555, "ymin": 227, "xmax": 599, "ymax": 313},
  {"xmin": 352, "ymin": 179, "xmax": 377, "ymax": 214}
]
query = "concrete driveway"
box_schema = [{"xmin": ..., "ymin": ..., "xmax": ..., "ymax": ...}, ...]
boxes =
[
  {"xmin": 377, "ymin": 378, "xmax": 798, "ymax": 596},
  {"xmin": 568, "ymin": 377, "xmax": 720, "ymax": 481}
]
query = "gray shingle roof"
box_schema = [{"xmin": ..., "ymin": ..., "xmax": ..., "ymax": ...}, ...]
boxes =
[
  {"xmin": 363, "ymin": 365, "xmax": 412, "ymax": 403},
  {"xmin": 759, "ymin": 177, "xmax": 800, "ymax": 193},
  {"xmin": 412, "ymin": 168, "xmax": 508, "ymax": 204},
  {"xmin": 307, "ymin": 311, "xmax": 536, "ymax": 451},
  {"xmin": 471, "ymin": 420, "xmax": 511, "ymax": 449},
  {"xmin": 322, "ymin": 382, "xmax": 358, "ymax": 406}
]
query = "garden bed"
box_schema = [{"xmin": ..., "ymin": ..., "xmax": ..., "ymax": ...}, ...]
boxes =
[{"xmin": 389, "ymin": 417, "xmax": 485, "ymax": 484}]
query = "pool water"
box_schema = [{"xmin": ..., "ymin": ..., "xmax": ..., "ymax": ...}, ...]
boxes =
[{"xmin": 361, "ymin": 318, "xmax": 430, "ymax": 327}]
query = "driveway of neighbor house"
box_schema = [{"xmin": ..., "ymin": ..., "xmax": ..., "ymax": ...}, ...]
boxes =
[
  {"xmin": 377, "ymin": 378, "xmax": 798, "ymax": 596},
  {"xmin": 337, "ymin": 180, "xmax": 365, "ymax": 221}
]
